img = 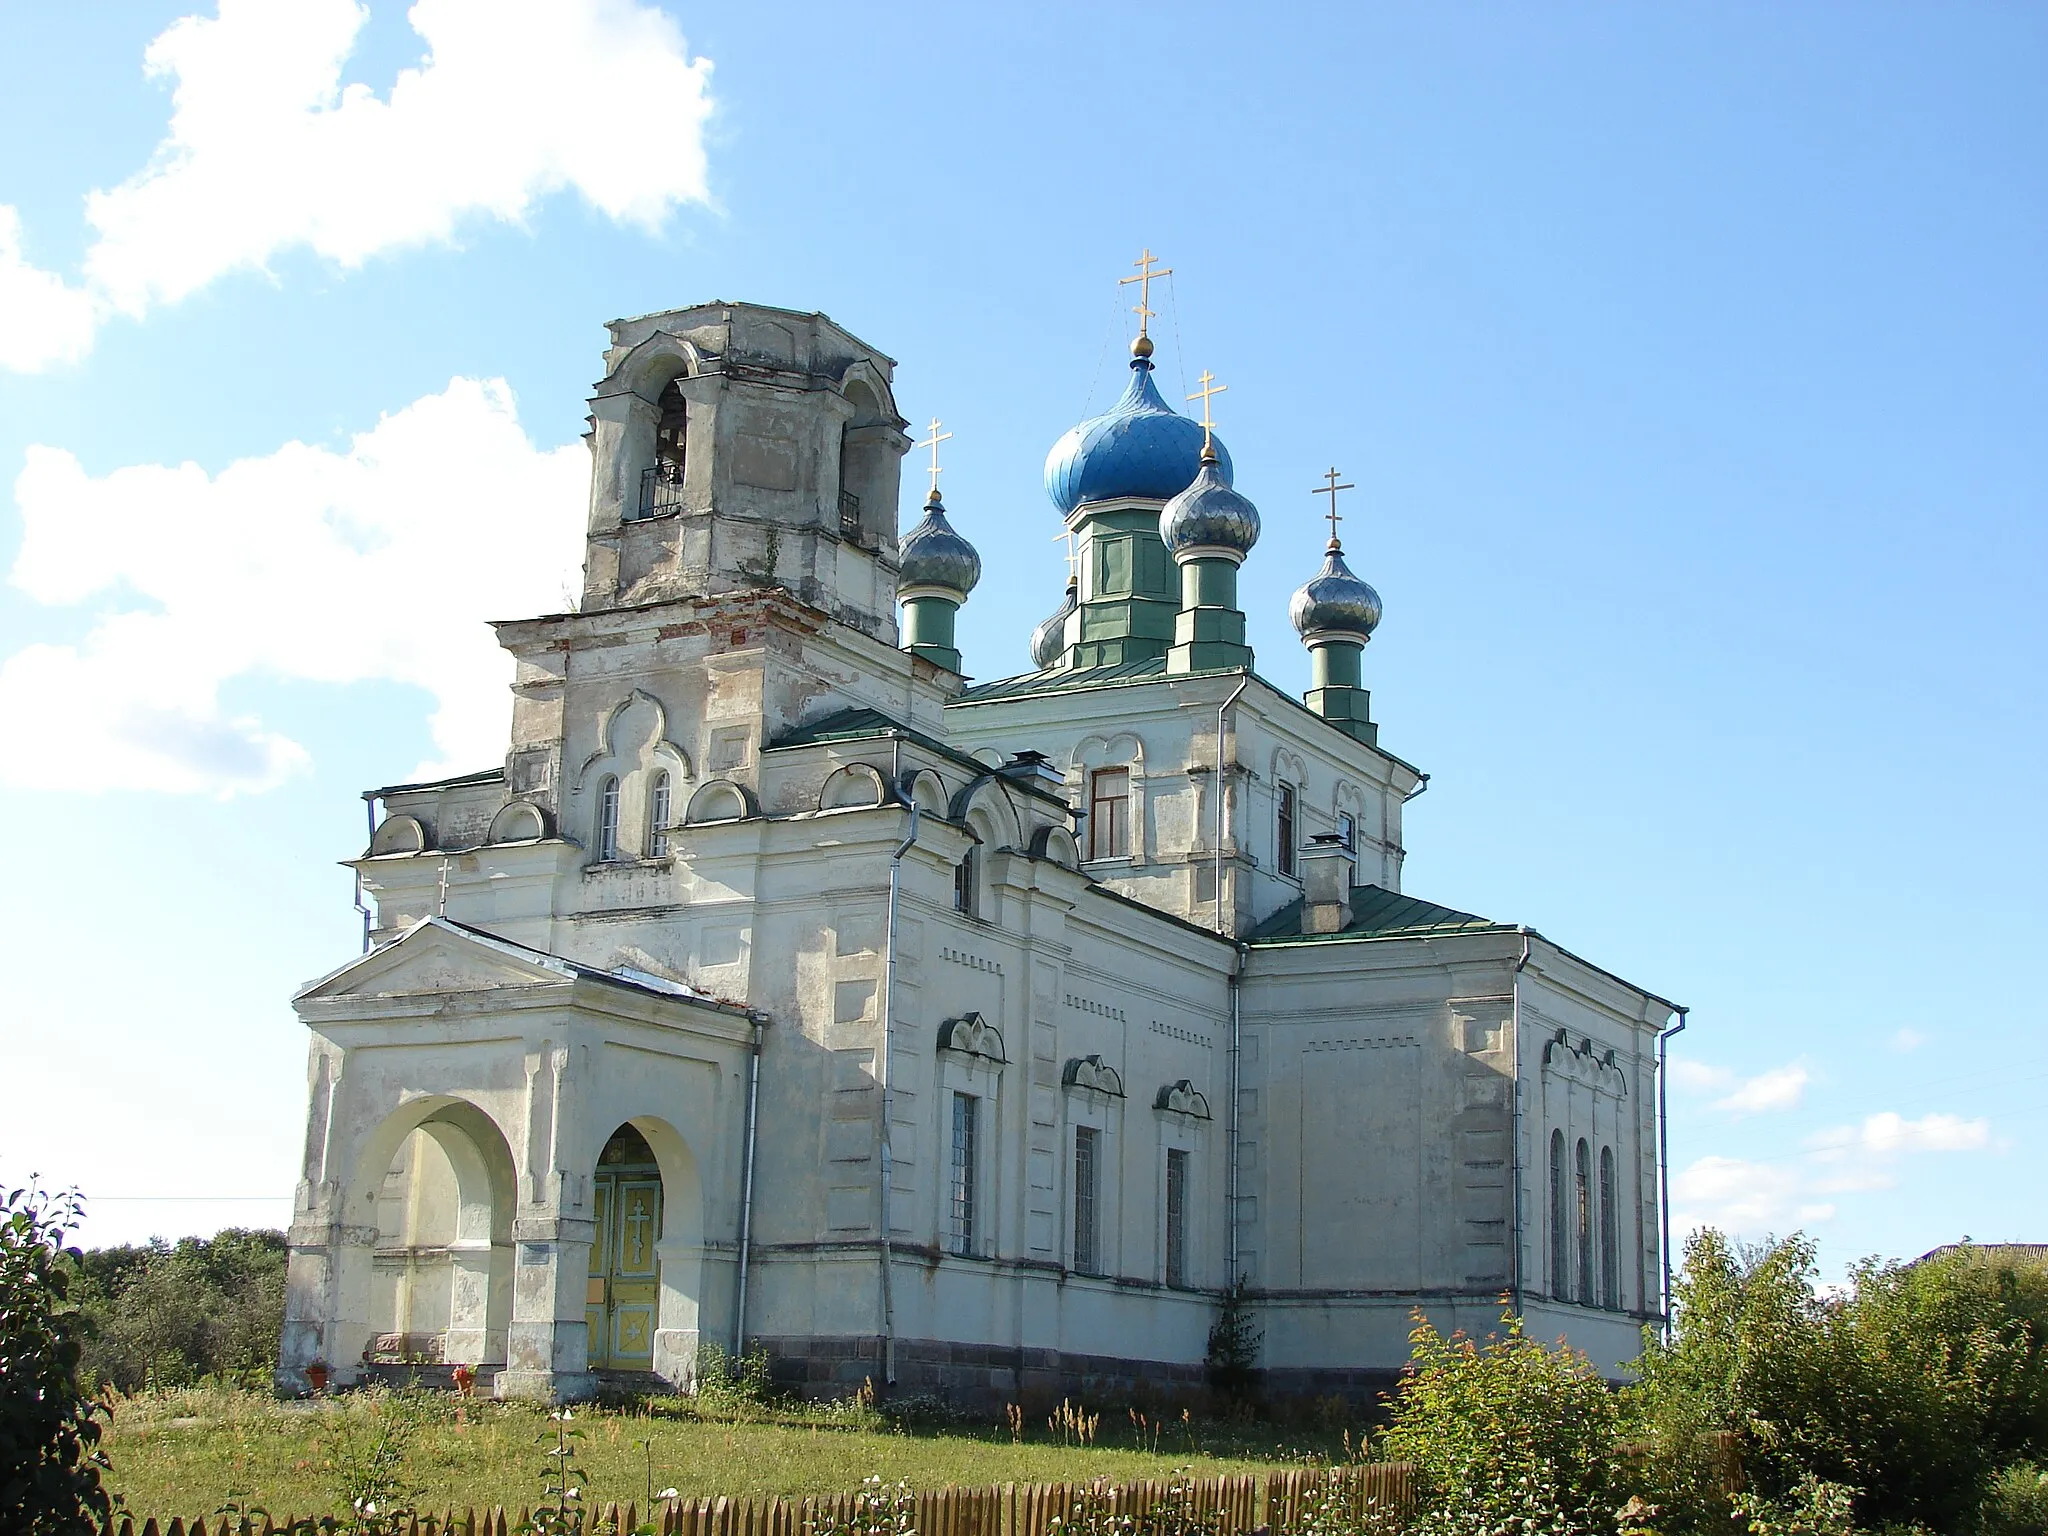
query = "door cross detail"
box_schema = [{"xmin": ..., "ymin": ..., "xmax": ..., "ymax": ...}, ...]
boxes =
[{"xmin": 623, "ymin": 1193, "xmax": 652, "ymax": 1269}]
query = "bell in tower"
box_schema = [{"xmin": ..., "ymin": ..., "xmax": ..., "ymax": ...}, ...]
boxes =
[{"xmin": 578, "ymin": 302, "xmax": 911, "ymax": 641}]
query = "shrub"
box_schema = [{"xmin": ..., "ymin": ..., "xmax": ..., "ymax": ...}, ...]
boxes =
[
  {"xmin": 1205, "ymin": 1277, "xmax": 1261, "ymax": 1406},
  {"xmin": 1629, "ymin": 1231, "xmax": 2048, "ymax": 1536},
  {"xmin": 1377, "ymin": 1306, "xmax": 1622, "ymax": 1536},
  {"xmin": 0, "ymin": 1181, "xmax": 112, "ymax": 1535},
  {"xmin": 68, "ymin": 1228, "xmax": 285, "ymax": 1391},
  {"xmin": 1982, "ymin": 1462, "xmax": 2048, "ymax": 1536}
]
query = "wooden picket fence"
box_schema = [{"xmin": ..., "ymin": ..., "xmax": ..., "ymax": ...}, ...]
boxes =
[{"xmin": 106, "ymin": 1463, "xmax": 1414, "ymax": 1536}]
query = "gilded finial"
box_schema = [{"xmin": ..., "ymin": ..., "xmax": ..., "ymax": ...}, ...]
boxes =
[
  {"xmin": 1312, "ymin": 466, "xmax": 1355, "ymax": 550},
  {"xmin": 915, "ymin": 417, "xmax": 952, "ymax": 502},
  {"xmin": 1118, "ymin": 247, "xmax": 1173, "ymax": 346},
  {"xmin": 1186, "ymin": 370, "xmax": 1228, "ymax": 458}
]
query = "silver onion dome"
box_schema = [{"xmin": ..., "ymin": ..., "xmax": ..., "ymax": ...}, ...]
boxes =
[
  {"xmin": 897, "ymin": 489, "xmax": 982, "ymax": 597},
  {"xmin": 1029, "ymin": 578, "xmax": 1078, "ymax": 669},
  {"xmin": 1160, "ymin": 450, "xmax": 1261, "ymax": 559},
  {"xmin": 1289, "ymin": 540, "xmax": 1382, "ymax": 640}
]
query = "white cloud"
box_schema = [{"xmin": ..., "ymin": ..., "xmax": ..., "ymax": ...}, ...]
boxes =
[
  {"xmin": 0, "ymin": 0, "xmax": 714, "ymax": 369},
  {"xmin": 1673, "ymin": 1110, "xmax": 1994, "ymax": 1238},
  {"xmin": 1, "ymin": 377, "xmax": 586, "ymax": 794},
  {"xmin": 1668, "ymin": 1057, "xmax": 1810, "ymax": 1115},
  {"xmin": 1712, "ymin": 1062, "xmax": 1810, "ymax": 1116},
  {"xmin": 1671, "ymin": 1155, "xmax": 1836, "ymax": 1239},
  {"xmin": 1890, "ymin": 1028, "xmax": 1927, "ymax": 1053},
  {"xmin": 0, "ymin": 208, "xmax": 100, "ymax": 372}
]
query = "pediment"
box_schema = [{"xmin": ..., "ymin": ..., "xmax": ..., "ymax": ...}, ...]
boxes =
[{"xmin": 296, "ymin": 918, "xmax": 573, "ymax": 1004}]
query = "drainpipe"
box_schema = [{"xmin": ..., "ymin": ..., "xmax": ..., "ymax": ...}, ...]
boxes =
[
  {"xmin": 1212, "ymin": 676, "xmax": 1251, "ymax": 936},
  {"xmin": 878, "ymin": 757, "xmax": 920, "ymax": 1386},
  {"xmin": 1510, "ymin": 931, "xmax": 1533, "ymax": 1315},
  {"xmin": 732, "ymin": 1013, "xmax": 766, "ymax": 1357},
  {"xmin": 1226, "ymin": 941, "xmax": 1247, "ymax": 1281},
  {"xmin": 1656, "ymin": 1006, "xmax": 1689, "ymax": 1340}
]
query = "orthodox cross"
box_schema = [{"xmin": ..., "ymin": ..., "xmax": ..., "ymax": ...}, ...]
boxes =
[
  {"xmin": 1313, "ymin": 466, "xmax": 1354, "ymax": 546},
  {"xmin": 915, "ymin": 418, "xmax": 951, "ymax": 499},
  {"xmin": 623, "ymin": 1191, "xmax": 653, "ymax": 1269},
  {"xmin": 1051, "ymin": 527, "xmax": 1078, "ymax": 584},
  {"xmin": 1186, "ymin": 370, "xmax": 1227, "ymax": 456},
  {"xmin": 1118, "ymin": 248, "xmax": 1172, "ymax": 339}
]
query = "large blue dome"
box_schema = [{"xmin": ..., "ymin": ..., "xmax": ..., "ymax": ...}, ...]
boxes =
[{"xmin": 1044, "ymin": 357, "xmax": 1231, "ymax": 516}]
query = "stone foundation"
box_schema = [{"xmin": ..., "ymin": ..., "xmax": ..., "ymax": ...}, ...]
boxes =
[{"xmin": 747, "ymin": 1333, "xmax": 1209, "ymax": 1413}]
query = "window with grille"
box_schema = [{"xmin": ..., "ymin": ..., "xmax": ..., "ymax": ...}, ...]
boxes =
[
  {"xmin": 1165, "ymin": 1147, "xmax": 1189, "ymax": 1287},
  {"xmin": 949, "ymin": 1092, "xmax": 978, "ymax": 1256},
  {"xmin": 1088, "ymin": 768, "xmax": 1130, "ymax": 860},
  {"xmin": 1575, "ymin": 1137, "xmax": 1594, "ymax": 1306},
  {"xmin": 1550, "ymin": 1129, "xmax": 1569, "ymax": 1298},
  {"xmin": 1277, "ymin": 784, "xmax": 1297, "ymax": 877},
  {"xmin": 1072, "ymin": 1127, "xmax": 1099, "ymax": 1274},
  {"xmin": 647, "ymin": 771, "xmax": 671, "ymax": 858},
  {"xmin": 1600, "ymin": 1145, "xmax": 1620, "ymax": 1310},
  {"xmin": 597, "ymin": 776, "xmax": 620, "ymax": 862}
]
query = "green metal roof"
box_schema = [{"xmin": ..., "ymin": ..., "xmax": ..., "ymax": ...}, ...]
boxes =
[
  {"xmin": 953, "ymin": 656, "xmax": 1184, "ymax": 703},
  {"xmin": 766, "ymin": 706, "xmax": 990, "ymax": 777},
  {"xmin": 1247, "ymin": 883, "xmax": 1508, "ymax": 944}
]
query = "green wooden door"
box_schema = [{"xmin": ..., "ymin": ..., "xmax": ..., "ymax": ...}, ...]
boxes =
[{"xmin": 586, "ymin": 1131, "xmax": 662, "ymax": 1369}]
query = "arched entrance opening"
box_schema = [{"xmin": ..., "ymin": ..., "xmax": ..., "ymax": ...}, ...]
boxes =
[
  {"xmin": 588, "ymin": 1124, "xmax": 664, "ymax": 1370},
  {"xmin": 362, "ymin": 1101, "xmax": 515, "ymax": 1372}
]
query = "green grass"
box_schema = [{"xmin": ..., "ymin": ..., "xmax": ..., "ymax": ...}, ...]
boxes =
[{"xmin": 103, "ymin": 1385, "xmax": 1350, "ymax": 1522}]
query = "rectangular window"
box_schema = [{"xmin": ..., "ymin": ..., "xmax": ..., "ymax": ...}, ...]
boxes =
[
  {"xmin": 949, "ymin": 1092, "xmax": 978, "ymax": 1256},
  {"xmin": 1088, "ymin": 768, "xmax": 1130, "ymax": 860},
  {"xmin": 1277, "ymin": 784, "xmax": 1297, "ymax": 877},
  {"xmin": 1164, "ymin": 1147, "xmax": 1189, "ymax": 1287},
  {"xmin": 1336, "ymin": 811, "xmax": 1356, "ymax": 852},
  {"xmin": 953, "ymin": 851, "xmax": 976, "ymax": 916},
  {"xmin": 1072, "ymin": 1127, "xmax": 1099, "ymax": 1274}
]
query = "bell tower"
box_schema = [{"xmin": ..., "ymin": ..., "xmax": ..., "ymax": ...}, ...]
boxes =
[{"xmin": 579, "ymin": 302, "xmax": 912, "ymax": 640}]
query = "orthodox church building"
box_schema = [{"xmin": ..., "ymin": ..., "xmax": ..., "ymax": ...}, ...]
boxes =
[{"xmin": 280, "ymin": 285, "xmax": 1682, "ymax": 1404}]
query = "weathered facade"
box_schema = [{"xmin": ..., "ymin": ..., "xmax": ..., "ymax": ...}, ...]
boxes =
[{"xmin": 280, "ymin": 298, "xmax": 1681, "ymax": 1404}]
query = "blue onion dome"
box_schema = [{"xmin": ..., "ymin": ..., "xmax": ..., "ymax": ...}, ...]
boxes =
[
  {"xmin": 898, "ymin": 488, "xmax": 981, "ymax": 597},
  {"xmin": 1161, "ymin": 447, "xmax": 1260, "ymax": 560},
  {"xmin": 1029, "ymin": 577, "xmax": 1078, "ymax": 669},
  {"xmin": 1290, "ymin": 538, "xmax": 1383, "ymax": 641},
  {"xmin": 1044, "ymin": 341, "xmax": 1232, "ymax": 515}
]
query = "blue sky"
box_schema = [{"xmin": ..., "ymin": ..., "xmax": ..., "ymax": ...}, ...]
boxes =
[{"xmin": 1, "ymin": 2, "xmax": 2042, "ymax": 1276}]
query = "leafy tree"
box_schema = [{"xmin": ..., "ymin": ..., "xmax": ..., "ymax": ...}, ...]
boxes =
[
  {"xmin": 1377, "ymin": 1306, "xmax": 1622, "ymax": 1536},
  {"xmin": 68, "ymin": 1227, "xmax": 286, "ymax": 1391},
  {"xmin": 1630, "ymin": 1231, "xmax": 2048, "ymax": 1535},
  {"xmin": 0, "ymin": 1181, "xmax": 112, "ymax": 1535}
]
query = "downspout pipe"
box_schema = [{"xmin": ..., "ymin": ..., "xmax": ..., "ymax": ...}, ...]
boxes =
[
  {"xmin": 1510, "ymin": 930, "xmax": 1532, "ymax": 1316},
  {"xmin": 878, "ymin": 750, "xmax": 919, "ymax": 1387},
  {"xmin": 357, "ymin": 793, "xmax": 378, "ymax": 952},
  {"xmin": 1226, "ymin": 940, "xmax": 1246, "ymax": 1281},
  {"xmin": 1656, "ymin": 1006, "xmax": 1690, "ymax": 1339},
  {"xmin": 731, "ymin": 1012, "xmax": 766, "ymax": 1359}
]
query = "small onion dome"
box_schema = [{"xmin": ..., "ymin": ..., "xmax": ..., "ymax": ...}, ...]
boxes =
[
  {"xmin": 898, "ymin": 488, "xmax": 982, "ymax": 597},
  {"xmin": 1289, "ymin": 539, "xmax": 1383, "ymax": 641},
  {"xmin": 1029, "ymin": 577, "xmax": 1078, "ymax": 669},
  {"xmin": 1043, "ymin": 350, "xmax": 1232, "ymax": 515},
  {"xmin": 1160, "ymin": 449, "xmax": 1260, "ymax": 560}
]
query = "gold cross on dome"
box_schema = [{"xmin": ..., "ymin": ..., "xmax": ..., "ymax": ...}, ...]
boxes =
[
  {"xmin": 1313, "ymin": 466, "xmax": 1354, "ymax": 545},
  {"xmin": 915, "ymin": 417, "xmax": 952, "ymax": 498},
  {"xmin": 1186, "ymin": 370, "xmax": 1227, "ymax": 455},
  {"xmin": 1118, "ymin": 247, "xmax": 1173, "ymax": 339}
]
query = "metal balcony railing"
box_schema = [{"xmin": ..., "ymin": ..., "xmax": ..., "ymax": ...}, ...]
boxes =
[{"xmin": 636, "ymin": 461, "xmax": 687, "ymax": 519}]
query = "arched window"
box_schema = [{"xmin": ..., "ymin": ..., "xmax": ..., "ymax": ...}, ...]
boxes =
[
  {"xmin": 953, "ymin": 848, "xmax": 977, "ymax": 917},
  {"xmin": 637, "ymin": 378, "xmax": 688, "ymax": 518},
  {"xmin": 1549, "ymin": 1130, "xmax": 1569, "ymax": 1298},
  {"xmin": 1575, "ymin": 1138, "xmax": 1594, "ymax": 1306},
  {"xmin": 596, "ymin": 776, "xmax": 620, "ymax": 861},
  {"xmin": 1276, "ymin": 784, "xmax": 1298, "ymax": 878},
  {"xmin": 647, "ymin": 771, "xmax": 671, "ymax": 858},
  {"xmin": 1600, "ymin": 1145, "xmax": 1620, "ymax": 1310}
]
